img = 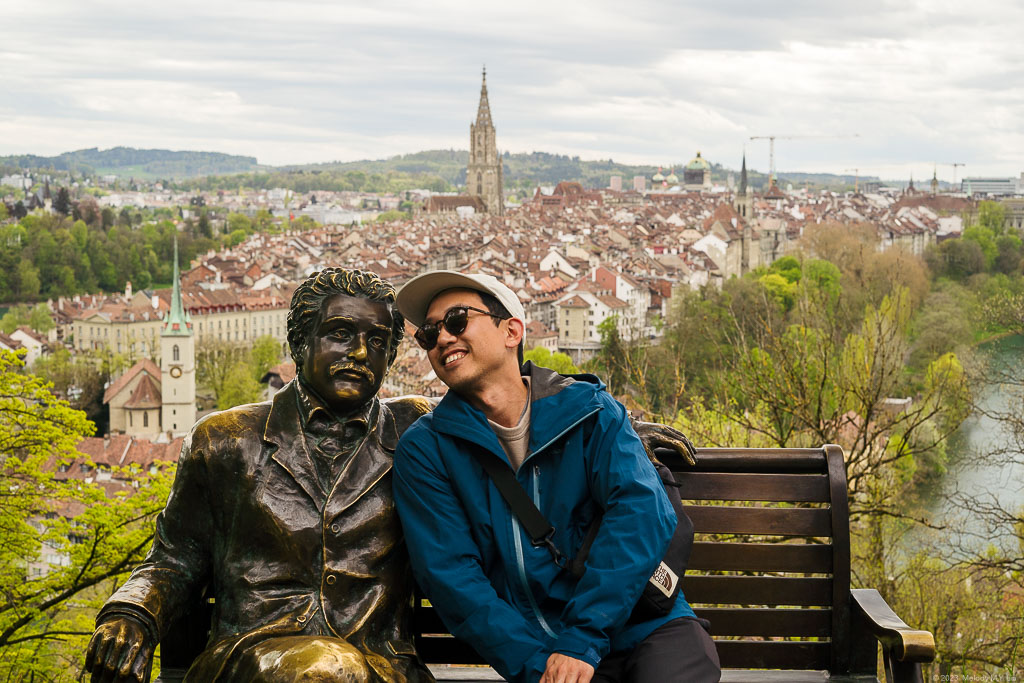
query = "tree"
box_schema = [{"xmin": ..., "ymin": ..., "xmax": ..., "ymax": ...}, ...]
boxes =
[
  {"xmin": 0, "ymin": 349, "xmax": 173, "ymax": 680},
  {"xmin": 197, "ymin": 209, "xmax": 212, "ymax": 239},
  {"xmin": 218, "ymin": 360, "xmax": 263, "ymax": 410},
  {"xmin": 52, "ymin": 187, "xmax": 71, "ymax": 216},
  {"xmin": 523, "ymin": 346, "xmax": 579, "ymax": 374},
  {"xmin": 28, "ymin": 303, "xmax": 55, "ymax": 334},
  {"xmin": 250, "ymin": 335, "xmax": 283, "ymax": 382}
]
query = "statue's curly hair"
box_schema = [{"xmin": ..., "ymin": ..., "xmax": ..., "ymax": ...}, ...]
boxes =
[{"xmin": 287, "ymin": 268, "xmax": 404, "ymax": 374}]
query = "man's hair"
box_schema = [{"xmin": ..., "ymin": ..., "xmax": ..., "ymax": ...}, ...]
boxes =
[{"xmin": 287, "ymin": 268, "xmax": 404, "ymax": 373}]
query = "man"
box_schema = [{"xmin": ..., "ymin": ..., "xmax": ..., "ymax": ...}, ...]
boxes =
[
  {"xmin": 85, "ymin": 268, "xmax": 435, "ymax": 683},
  {"xmin": 393, "ymin": 271, "xmax": 720, "ymax": 683}
]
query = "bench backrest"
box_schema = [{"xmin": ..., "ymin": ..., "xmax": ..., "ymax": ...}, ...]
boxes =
[{"xmin": 414, "ymin": 445, "xmax": 853, "ymax": 674}]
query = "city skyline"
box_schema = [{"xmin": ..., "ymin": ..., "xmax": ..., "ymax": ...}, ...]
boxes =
[{"xmin": 2, "ymin": 0, "xmax": 1022, "ymax": 182}]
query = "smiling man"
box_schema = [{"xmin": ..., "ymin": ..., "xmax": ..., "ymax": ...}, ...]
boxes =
[
  {"xmin": 393, "ymin": 271, "xmax": 720, "ymax": 683},
  {"xmin": 85, "ymin": 268, "xmax": 435, "ymax": 683}
]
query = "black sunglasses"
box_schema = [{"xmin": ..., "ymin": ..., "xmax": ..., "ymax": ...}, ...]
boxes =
[{"xmin": 414, "ymin": 306, "xmax": 505, "ymax": 351}]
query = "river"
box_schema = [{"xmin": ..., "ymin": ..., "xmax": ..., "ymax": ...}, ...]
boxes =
[{"xmin": 919, "ymin": 334, "xmax": 1024, "ymax": 556}]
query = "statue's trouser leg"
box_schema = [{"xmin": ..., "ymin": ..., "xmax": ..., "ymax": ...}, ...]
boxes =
[{"xmin": 228, "ymin": 636, "xmax": 374, "ymax": 683}]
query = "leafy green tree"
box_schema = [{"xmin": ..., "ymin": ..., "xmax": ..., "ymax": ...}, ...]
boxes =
[
  {"xmin": 0, "ymin": 349, "xmax": 173, "ymax": 680},
  {"xmin": 523, "ymin": 346, "xmax": 579, "ymax": 374},
  {"xmin": 218, "ymin": 360, "xmax": 263, "ymax": 410},
  {"xmin": 250, "ymin": 335, "xmax": 283, "ymax": 382},
  {"xmin": 52, "ymin": 187, "xmax": 71, "ymax": 216},
  {"xmin": 227, "ymin": 212, "xmax": 252, "ymax": 234},
  {"xmin": 0, "ymin": 305, "xmax": 29, "ymax": 334},
  {"xmin": 17, "ymin": 260, "xmax": 41, "ymax": 300},
  {"xmin": 197, "ymin": 209, "xmax": 212, "ymax": 238},
  {"xmin": 28, "ymin": 303, "xmax": 55, "ymax": 334}
]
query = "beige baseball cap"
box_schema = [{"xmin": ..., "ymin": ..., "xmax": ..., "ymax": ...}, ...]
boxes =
[{"xmin": 396, "ymin": 270, "xmax": 526, "ymax": 329}]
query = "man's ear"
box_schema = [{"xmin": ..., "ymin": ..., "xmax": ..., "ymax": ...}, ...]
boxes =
[{"xmin": 505, "ymin": 318, "xmax": 525, "ymax": 351}]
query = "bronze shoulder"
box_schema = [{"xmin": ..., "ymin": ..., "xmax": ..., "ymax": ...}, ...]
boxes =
[
  {"xmin": 187, "ymin": 400, "xmax": 273, "ymax": 454},
  {"xmin": 382, "ymin": 395, "xmax": 436, "ymax": 432}
]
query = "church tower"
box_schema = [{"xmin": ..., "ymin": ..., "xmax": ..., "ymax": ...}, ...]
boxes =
[
  {"xmin": 733, "ymin": 153, "xmax": 753, "ymax": 221},
  {"xmin": 467, "ymin": 67, "xmax": 504, "ymax": 215},
  {"xmin": 160, "ymin": 237, "xmax": 196, "ymax": 438}
]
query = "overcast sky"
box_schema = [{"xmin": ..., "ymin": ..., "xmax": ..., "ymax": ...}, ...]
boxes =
[{"xmin": 2, "ymin": 0, "xmax": 1021, "ymax": 181}]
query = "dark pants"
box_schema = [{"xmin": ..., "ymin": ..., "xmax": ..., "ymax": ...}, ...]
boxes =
[{"xmin": 592, "ymin": 617, "xmax": 721, "ymax": 683}]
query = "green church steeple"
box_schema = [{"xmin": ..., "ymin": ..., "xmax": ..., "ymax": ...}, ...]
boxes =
[{"xmin": 163, "ymin": 236, "xmax": 192, "ymax": 336}]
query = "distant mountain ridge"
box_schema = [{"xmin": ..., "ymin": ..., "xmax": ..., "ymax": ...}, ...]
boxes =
[
  {"xmin": 0, "ymin": 147, "xmax": 262, "ymax": 179},
  {"xmin": 0, "ymin": 146, "xmax": 873, "ymax": 190}
]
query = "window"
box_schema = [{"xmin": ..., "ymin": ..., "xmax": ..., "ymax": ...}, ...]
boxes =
[
  {"xmin": 129, "ymin": 412, "xmax": 133, "ymax": 427},
  {"xmin": 173, "ymin": 345, "xmax": 180, "ymax": 361},
  {"xmin": 143, "ymin": 412, "xmax": 149, "ymax": 428}
]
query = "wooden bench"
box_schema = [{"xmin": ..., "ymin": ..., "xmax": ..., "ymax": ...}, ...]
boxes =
[
  {"xmin": 156, "ymin": 445, "xmax": 935, "ymax": 682},
  {"xmin": 418, "ymin": 446, "xmax": 936, "ymax": 683}
]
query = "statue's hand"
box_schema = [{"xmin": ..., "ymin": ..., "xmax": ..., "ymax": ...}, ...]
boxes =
[
  {"xmin": 632, "ymin": 420, "xmax": 698, "ymax": 467},
  {"xmin": 84, "ymin": 615, "xmax": 154, "ymax": 683}
]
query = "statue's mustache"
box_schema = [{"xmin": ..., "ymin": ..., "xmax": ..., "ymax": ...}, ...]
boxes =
[{"xmin": 329, "ymin": 362, "xmax": 375, "ymax": 383}]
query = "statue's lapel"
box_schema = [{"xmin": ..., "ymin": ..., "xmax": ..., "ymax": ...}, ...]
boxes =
[
  {"xmin": 263, "ymin": 381, "xmax": 324, "ymax": 510},
  {"xmin": 324, "ymin": 400, "xmax": 397, "ymax": 520}
]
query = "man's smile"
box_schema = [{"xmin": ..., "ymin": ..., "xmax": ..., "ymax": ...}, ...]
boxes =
[{"xmin": 441, "ymin": 350, "xmax": 467, "ymax": 366}]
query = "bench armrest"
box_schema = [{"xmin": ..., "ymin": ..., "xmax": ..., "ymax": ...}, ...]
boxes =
[{"xmin": 851, "ymin": 588, "xmax": 935, "ymax": 663}]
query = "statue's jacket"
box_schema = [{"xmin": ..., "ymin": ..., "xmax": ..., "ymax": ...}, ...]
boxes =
[{"xmin": 99, "ymin": 381, "xmax": 434, "ymax": 682}]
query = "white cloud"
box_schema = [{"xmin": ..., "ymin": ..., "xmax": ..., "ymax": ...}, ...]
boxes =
[{"xmin": 0, "ymin": 0, "xmax": 1021, "ymax": 179}]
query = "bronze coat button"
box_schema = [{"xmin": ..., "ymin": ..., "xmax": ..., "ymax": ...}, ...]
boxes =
[{"xmin": 325, "ymin": 574, "xmax": 337, "ymax": 585}]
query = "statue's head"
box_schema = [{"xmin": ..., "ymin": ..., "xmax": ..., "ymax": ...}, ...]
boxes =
[{"xmin": 287, "ymin": 268, "xmax": 404, "ymax": 414}]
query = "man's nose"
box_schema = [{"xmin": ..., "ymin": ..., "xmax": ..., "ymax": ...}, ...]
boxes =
[
  {"xmin": 435, "ymin": 323, "xmax": 458, "ymax": 348},
  {"xmin": 348, "ymin": 335, "xmax": 368, "ymax": 361}
]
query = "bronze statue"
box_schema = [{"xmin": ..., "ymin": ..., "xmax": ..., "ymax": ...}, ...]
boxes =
[{"xmin": 84, "ymin": 267, "xmax": 696, "ymax": 683}]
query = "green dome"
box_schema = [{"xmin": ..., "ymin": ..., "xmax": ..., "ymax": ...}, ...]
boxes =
[
  {"xmin": 685, "ymin": 151, "xmax": 710, "ymax": 171},
  {"xmin": 666, "ymin": 171, "xmax": 679, "ymax": 183},
  {"xmin": 652, "ymin": 170, "xmax": 665, "ymax": 182}
]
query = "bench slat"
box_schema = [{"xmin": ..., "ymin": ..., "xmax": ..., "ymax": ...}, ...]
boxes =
[
  {"xmin": 714, "ymin": 640, "xmax": 831, "ymax": 670},
  {"xmin": 695, "ymin": 607, "xmax": 831, "ymax": 637},
  {"xmin": 677, "ymin": 473, "xmax": 830, "ymax": 502},
  {"xmin": 662, "ymin": 449, "xmax": 827, "ymax": 474},
  {"xmin": 685, "ymin": 575, "xmax": 832, "ymax": 606},
  {"xmin": 685, "ymin": 506, "xmax": 832, "ymax": 537},
  {"xmin": 689, "ymin": 542, "xmax": 833, "ymax": 573}
]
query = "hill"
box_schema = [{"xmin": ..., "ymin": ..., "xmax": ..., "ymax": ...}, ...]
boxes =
[
  {"xmin": 0, "ymin": 147, "xmax": 262, "ymax": 179},
  {"xmin": 1, "ymin": 146, "xmax": 873, "ymax": 193}
]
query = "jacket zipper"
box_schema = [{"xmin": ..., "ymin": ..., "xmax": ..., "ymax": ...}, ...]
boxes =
[{"xmin": 509, "ymin": 407, "xmax": 600, "ymax": 640}]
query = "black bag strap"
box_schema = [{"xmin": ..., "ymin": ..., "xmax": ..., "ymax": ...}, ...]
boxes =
[{"xmin": 473, "ymin": 451, "xmax": 566, "ymax": 567}]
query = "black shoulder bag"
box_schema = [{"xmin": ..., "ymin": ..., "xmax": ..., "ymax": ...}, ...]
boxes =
[{"xmin": 473, "ymin": 452, "xmax": 694, "ymax": 623}]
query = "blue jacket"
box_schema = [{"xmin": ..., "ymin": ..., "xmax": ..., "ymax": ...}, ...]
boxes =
[{"xmin": 394, "ymin": 363, "xmax": 694, "ymax": 683}]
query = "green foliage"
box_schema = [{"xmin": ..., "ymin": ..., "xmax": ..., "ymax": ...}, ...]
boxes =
[
  {"xmin": 523, "ymin": 346, "xmax": 579, "ymax": 374},
  {"xmin": 250, "ymin": 335, "xmax": 283, "ymax": 382},
  {"xmin": 217, "ymin": 361, "xmax": 263, "ymax": 410},
  {"xmin": 0, "ymin": 213, "xmax": 213, "ymax": 301},
  {"xmin": 376, "ymin": 210, "xmax": 409, "ymax": 223},
  {"xmin": 0, "ymin": 349, "xmax": 173, "ymax": 679}
]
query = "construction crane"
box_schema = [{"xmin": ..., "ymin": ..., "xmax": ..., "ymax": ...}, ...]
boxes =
[
  {"xmin": 750, "ymin": 134, "xmax": 860, "ymax": 186},
  {"xmin": 945, "ymin": 162, "xmax": 965, "ymax": 186},
  {"xmin": 844, "ymin": 168, "xmax": 859, "ymax": 193}
]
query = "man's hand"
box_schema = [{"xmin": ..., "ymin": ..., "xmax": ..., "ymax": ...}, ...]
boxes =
[
  {"xmin": 540, "ymin": 653, "xmax": 595, "ymax": 683},
  {"xmin": 632, "ymin": 420, "xmax": 698, "ymax": 466},
  {"xmin": 84, "ymin": 616, "xmax": 153, "ymax": 683}
]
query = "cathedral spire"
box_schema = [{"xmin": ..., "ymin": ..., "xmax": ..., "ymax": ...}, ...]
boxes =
[
  {"xmin": 475, "ymin": 66, "xmax": 492, "ymax": 128},
  {"xmin": 739, "ymin": 153, "xmax": 748, "ymax": 196},
  {"xmin": 163, "ymin": 236, "xmax": 192, "ymax": 336}
]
